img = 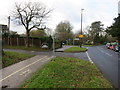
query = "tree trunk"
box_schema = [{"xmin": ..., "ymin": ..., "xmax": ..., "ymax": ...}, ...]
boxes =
[{"xmin": 26, "ymin": 30, "xmax": 30, "ymax": 48}]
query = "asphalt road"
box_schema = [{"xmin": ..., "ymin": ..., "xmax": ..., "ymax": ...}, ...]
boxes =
[{"xmin": 87, "ymin": 45, "xmax": 119, "ymax": 88}]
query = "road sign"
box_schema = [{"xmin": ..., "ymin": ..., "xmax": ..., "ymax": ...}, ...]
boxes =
[{"xmin": 79, "ymin": 34, "xmax": 84, "ymax": 38}]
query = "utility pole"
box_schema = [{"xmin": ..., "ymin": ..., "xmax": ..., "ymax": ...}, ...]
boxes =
[{"xmin": 79, "ymin": 9, "xmax": 84, "ymax": 47}]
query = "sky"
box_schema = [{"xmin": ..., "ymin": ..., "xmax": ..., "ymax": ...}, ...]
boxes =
[{"xmin": 0, "ymin": 0, "xmax": 119, "ymax": 34}]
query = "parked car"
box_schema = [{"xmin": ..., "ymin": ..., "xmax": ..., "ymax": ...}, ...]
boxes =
[
  {"xmin": 109, "ymin": 45, "xmax": 115, "ymax": 50},
  {"xmin": 106, "ymin": 43, "xmax": 111, "ymax": 49},
  {"xmin": 114, "ymin": 43, "xmax": 120, "ymax": 52}
]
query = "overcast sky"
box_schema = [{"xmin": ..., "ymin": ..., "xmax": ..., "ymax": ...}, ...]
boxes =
[{"xmin": 0, "ymin": 0, "xmax": 119, "ymax": 34}]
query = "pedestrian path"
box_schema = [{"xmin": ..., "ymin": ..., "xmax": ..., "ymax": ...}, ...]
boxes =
[
  {"xmin": 55, "ymin": 45, "xmax": 73, "ymax": 52},
  {"xmin": 0, "ymin": 55, "xmax": 55, "ymax": 88}
]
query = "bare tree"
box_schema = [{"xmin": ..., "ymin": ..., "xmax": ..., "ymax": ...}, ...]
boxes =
[{"xmin": 12, "ymin": 2, "xmax": 52, "ymax": 47}]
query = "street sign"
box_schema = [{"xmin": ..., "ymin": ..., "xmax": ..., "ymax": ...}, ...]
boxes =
[{"xmin": 79, "ymin": 34, "xmax": 84, "ymax": 38}]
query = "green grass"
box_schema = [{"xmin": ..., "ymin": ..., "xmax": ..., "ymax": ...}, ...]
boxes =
[
  {"xmin": 2, "ymin": 51, "xmax": 35, "ymax": 68},
  {"xmin": 21, "ymin": 57, "xmax": 112, "ymax": 88},
  {"xmin": 83, "ymin": 44, "xmax": 102, "ymax": 47},
  {"xmin": 3, "ymin": 45, "xmax": 50, "ymax": 51},
  {"xmin": 64, "ymin": 47, "xmax": 87, "ymax": 52}
]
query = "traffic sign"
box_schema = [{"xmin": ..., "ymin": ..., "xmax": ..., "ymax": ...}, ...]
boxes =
[{"xmin": 79, "ymin": 34, "xmax": 84, "ymax": 38}]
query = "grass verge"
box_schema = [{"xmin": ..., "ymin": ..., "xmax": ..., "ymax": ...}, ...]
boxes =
[
  {"xmin": 21, "ymin": 57, "xmax": 112, "ymax": 88},
  {"xmin": 83, "ymin": 44, "xmax": 103, "ymax": 47},
  {"xmin": 2, "ymin": 51, "xmax": 35, "ymax": 68},
  {"xmin": 3, "ymin": 45, "xmax": 50, "ymax": 52},
  {"xmin": 64, "ymin": 47, "xmax": 87, "ymax": 52}
]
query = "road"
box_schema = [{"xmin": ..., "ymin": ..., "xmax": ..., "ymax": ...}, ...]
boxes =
[
  {"xmin": 3, "ymin": 45, "xmax": 120, "ymax": 88},
  {"xmin": 87, "ymin": 45, "xmax": 119, "ymax": 88}
]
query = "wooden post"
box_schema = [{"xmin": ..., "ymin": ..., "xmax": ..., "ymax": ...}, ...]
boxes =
[
  {"xmin": 10, "ymin": 37, "xmax": 12, "ymax": 46},
  {"xmin": 32, "ymin": 38, "xmax": 33, "ymax": 47},
  {"xmin": 8, "ymin": 36, "xmax": 9, "ymax": 45},
  {"xmin": 17, "ymin": 38, "xmax": 19, "ymax": 46},
  {"xmin": 39, "ymin": 39, "xmax": 40, "ymax": 48},
  {"xmin": 24, "ymin": 38, "xmax": 26, "ymax": 47}
]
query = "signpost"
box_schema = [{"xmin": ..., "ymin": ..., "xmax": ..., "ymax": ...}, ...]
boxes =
[{"xmin": 79, "ymin": 34, "xmax": 84, "ymax": 38}]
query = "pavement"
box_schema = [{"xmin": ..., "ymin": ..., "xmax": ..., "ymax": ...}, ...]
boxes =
[
  {"xmin": 55, "ymin": 45, "xmax": 73, "ymax": 52},
  {"xmin": 1, "ymin": 55, "xmax": 55, "ymax": 88},
  {"xmin": 2, "ymin": 45, "xmax": 120, "ymax": 88}
]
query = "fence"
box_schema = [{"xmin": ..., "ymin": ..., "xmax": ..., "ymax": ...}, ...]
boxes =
[{"xmin": 3, "ymin": 36, "xmax": 62, "ymax": 49}]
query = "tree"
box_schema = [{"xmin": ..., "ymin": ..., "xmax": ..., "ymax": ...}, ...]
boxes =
[
  {"xmin": 89, "ymin": 21, "xmax": 104, "ymax": 44},
  {"xmin": 55, "ymin": 21, "xmax": 73, "ymax": 44},
  {"xmin": 45, "ymin": 28, "xmax": 53, "ymax": 36},
  {"xmin": 106, "ymin": 15, "xmax": 120, "ymax": 43},
  {"xmin": 30, "ymin": 29, "xmax": 47, "ymax": 37},
  {"xmin": 12, "ymin": 2, "xmax": 51, "ymax": 47}
]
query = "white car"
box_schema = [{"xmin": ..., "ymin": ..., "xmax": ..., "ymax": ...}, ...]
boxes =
[{"xmin": 106, "ymin": 43, "xmax": 111, "ymax": 49}]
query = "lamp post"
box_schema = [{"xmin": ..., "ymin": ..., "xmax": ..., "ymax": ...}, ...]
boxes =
[
  {"xmin": 8, "ymin": 16, "xmax": 10, "ymax": 33},
  {"xmin": 8, "ymin": 16, "xmax": 10, "ymax": 45},
  {"xmin": 79, "ymin": 9, "xmax": 84, "ymax": 47},
  {"xmin": 52, "ymin": 35, "xmax": 55, "ymax": 56}
]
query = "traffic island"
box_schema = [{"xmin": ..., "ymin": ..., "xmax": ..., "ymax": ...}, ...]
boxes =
[{"xmin": 64, "ymin": 47, "xmax": 87, "ymax": 53}]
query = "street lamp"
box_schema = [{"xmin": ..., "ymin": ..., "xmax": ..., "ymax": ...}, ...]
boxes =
[
  {"xmin": 8, "ymin": 16, "xmax": 10, "ymax": 45},
  {"xmin": 79, "ymin": 9, "xmax": 84, "ymax": 47},
  {"xmin": 52, "ymin": 35, "xmax": 55, "ymax": 56}
]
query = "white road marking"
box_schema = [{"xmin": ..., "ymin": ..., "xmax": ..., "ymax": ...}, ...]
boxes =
[
  {"xmin": 86, "ymin": 51, "xmax": 93, "ymax": 63},
  {"xmin": 19, "ymin": 69, "xmax": 31, "ymax": 76},
  {"xmin": 97, "ymin": 47, "xmax": 113, "ymax": 57},
  {"xmin": 105, "ymin": 53, "xmax": 113, "ymax": 56},
  {"xmin": 0, "ymin": 56, "xmax": 50, "ymax": 82}
]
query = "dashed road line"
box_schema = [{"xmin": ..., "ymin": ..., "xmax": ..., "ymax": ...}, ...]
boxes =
[
  {"xmin": 97, "ymin": 47, "xmax": 113, "ymax": 57},
  {"xmin": 105, "ymin": 53, "xmax": 113, "ymax": 56},
  {"xmin": 0, "ymin": 56, "xmax": 49, "ymax": 82}
]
